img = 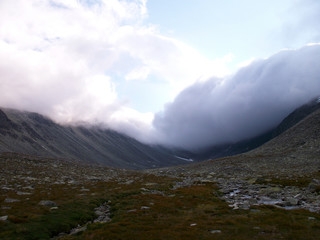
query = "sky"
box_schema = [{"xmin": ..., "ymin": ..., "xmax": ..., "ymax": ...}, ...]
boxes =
[{"xmin": 1, "ymin": 0, "xmax": 320, "ymax": 150}]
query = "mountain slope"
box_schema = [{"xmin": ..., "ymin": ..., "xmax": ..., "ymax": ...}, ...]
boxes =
[
  {"xmin": 157, "ymin": 106, "xmax": 320, "ymax": 179},
  {"xmin": 248, "ymin": 106, "xmax": 320, "ymax": 159},
  {"xmin": 146, "ymin": 105, "xmax": 320, "ymax": 217},
  {"xmin": 0, "ymin": 108, "xmax": 188, "ymax": 169},
  {"xmin": 194, "ymin": 97, "xmax": 320, "ymax": 161},
  {"xmin": 1, "ymin": 97, "xmax": 319, "ymax": 170}
]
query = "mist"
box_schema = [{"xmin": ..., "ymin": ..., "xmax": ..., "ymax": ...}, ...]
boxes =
[{"xmin": 153, "ymin": 44, "xmax": 320, "ymax": 150}]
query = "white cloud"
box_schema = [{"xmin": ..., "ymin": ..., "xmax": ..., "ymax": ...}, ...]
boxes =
[
  {"xmin": 153, "ymin": 44, "xmax": 320, "ymax": 150},
  {"xmin": 0, "ymin": 0, "xmax": 231, "ymax": 142},
  {"xmin": 4, "ymin": 0, "xmax": 318, "ymax": 153}
]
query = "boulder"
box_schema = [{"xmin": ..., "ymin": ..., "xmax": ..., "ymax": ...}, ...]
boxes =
[{"xmin": 38, "ymin": 200, "xmax": 57, "ymax": 207}]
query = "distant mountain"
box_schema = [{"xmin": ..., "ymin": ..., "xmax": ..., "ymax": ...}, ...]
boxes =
[
  {"xmin": 248, "ymin": 104, "xmax": 320, "ymax": 159},
  {"xmin": 158, "ymin": 97, "xmax": 320, "ymax": 180},
  {"xmin": 1, "ymin": 97, "xmax": 319, "ymax": 169},
  {"xmin": 0, "ymin": 108, "xmax": 189, "ymax": 169},
  {"xmin": 193, "ymin": 97, "xmax": 320, "ymax": 161}
]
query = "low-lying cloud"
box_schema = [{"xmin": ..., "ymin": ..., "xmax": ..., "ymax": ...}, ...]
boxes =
[
  {"xmin": 0, "ymin": 0, "xmax": 228, "ymax": 144},
  {"xmin": 153, "ymin": 44, "xmax": 320, "ymax": 150}
]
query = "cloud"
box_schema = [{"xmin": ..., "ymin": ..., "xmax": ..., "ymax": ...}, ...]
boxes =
[
  {"xmin": 153, "ymin": 44, "xmax": 320, "ymax": 150},
  {"xmin": 0, "ymin": 0, "xmax": 228, "ymax": 137},
  {"xmin": 2, "ymin": 0, "xmax": 320, "ymax": 153}
]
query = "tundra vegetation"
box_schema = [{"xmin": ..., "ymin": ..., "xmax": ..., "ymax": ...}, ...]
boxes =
[{"xmin": 1, "ymin": 153, "xmax": 319, "ymax": 240}]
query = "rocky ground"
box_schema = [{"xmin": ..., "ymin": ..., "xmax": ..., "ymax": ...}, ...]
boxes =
[
  {"xmin": 146, "ymin": 109, "xmax": 320, "ymax": 215},
  {"xmin": 1, "ymin": 152, "xmax": 320, "ymax": 239},
  {"xmin": 146, "ymin": 153, "xmax": 320, "ymax": 214},
  {"xmin": 1, "ymin": 109, "xmax": 320, "ymax": 239}
]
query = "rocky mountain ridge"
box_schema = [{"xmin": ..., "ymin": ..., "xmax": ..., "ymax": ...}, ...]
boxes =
[
  {"xmin": 1, "ymin": 97, "xmax": 319, "ymax": 170},
  {"xmin": 193, "ymin": 97, "xmax": 320, "ymax": 161},
  {"xmin": 0, "ymin": 108, "xmax": 189, "ymax": 169}
]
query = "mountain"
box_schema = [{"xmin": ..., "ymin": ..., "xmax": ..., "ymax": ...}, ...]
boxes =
[
  {"xmin": 158, "ymin": 100, "xmax": 320, "ymax": 178},
  {"xmin": 0, "ymin": 108, "xmax": 189, "ymax": 169},
  {"xmin": 1, "ymin": 101, "xmax": 320, "ymax": 239},
  {"xmin": 145, "ymin": 98, "xmax": 320, "ymax": 220},
  {"xmin": 1, "ymin": 97, "xmax": 319, "ymax": 170},
  {"xmin": 247, "ymin": 104, "xmax": 320, "ymax": 160},
  {"xmin": 193, "ymin": 97, "xmax": 320, "ymax": 161}
]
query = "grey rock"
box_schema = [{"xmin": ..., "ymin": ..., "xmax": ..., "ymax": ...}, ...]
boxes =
[
  {"xmin": 308, "ymin": 179, "xmax": 320, "ymax": 192},
  {"xmin": 1, "ymin": 206, "xmax": 11, "ymax": 210},
  {"xmin": 94, "ymin": 203, "xmax": 111, "ymax": 223},
  {"xmin": 17, "ymin": 191, "xmax": 31, "ymax": 195},
  {"xmin": 127, "ymin": 209, "xmax": 137, "ymax": 213},
  {"xmin": 285, "ymin": 197, "xmax": 300, "ymax": 206},
  {"xmin": 38, "ymin": 200, "xmax": 57, "ymax": 207},
  {"xmin": 80, "ymin": 188, "xmax": 90, "ymax": 192},
  {"xmin": 145, "ymin": 182, "xmax": 157, "ymax": 186},
  {"xmin": 70, "ymin": 225, "xmax": 87, "ymax": 235},
  {"xmin": 0, "ymin": 215, "xmax": 8, "ymax": 221},
  {"xmin": 4, "ymin": 198, "xmax": 20, "ymax": 203}
]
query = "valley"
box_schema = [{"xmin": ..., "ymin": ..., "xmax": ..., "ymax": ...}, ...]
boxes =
[
  {"xmin": 0, "ymin": 100, "xmax": 320, "ymax": 239},
  {"xmin": 1, "ymin": 150, "xmax": 319, "ymax": 239}
]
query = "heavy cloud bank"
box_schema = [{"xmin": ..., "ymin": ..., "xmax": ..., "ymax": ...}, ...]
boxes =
[
  {"xmin": 153, "ymin": 44, "xmax": 320, "ymax": 150},
  {"xmin": 0, "ymin": 0, "xmax": 228, "ymax": 144}
]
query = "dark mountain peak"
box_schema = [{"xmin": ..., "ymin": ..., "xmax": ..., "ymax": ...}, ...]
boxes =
[
  {"xmin": 0, "ymin": 109, "xmax": 12, "ymax": 129},
  {"xmin": 248, "ymin": 107, "xmax": 320, "ymax": 157},
  {"xmin": 272, "ymin": 96, "xmax": 320, "ymax": 137},
  {"xmin": 27, "ymin": 112, "xmax": 55, "ymax": 127},
  {"xmin": 0, "ymin": 109, "xmax": 20, "ymax": 132}
]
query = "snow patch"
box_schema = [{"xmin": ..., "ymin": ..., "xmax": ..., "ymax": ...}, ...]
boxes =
[{"xmin": 175, "ymin": 156, "xmax": 194, "ymax": 162}]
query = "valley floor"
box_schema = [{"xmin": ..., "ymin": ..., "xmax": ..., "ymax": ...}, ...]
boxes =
[{"xmin": 1, "ymin": 153, "xmax": 320, "ymax": 240}]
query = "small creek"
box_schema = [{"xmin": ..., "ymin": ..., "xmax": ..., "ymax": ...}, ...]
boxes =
[{"xmin": 52, "ymin": 202, "xmax": 111, "ymax": 239}]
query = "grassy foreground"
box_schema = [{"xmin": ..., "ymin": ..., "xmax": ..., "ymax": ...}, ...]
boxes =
[{"xmin": 0, "ymin": 155, "xmax": 320, "ymax": 239}]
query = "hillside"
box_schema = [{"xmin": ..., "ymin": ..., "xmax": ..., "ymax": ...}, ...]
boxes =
[
  {"xmin": 194, "ymin": 97, "xmax": 320, "ymax": 161},
  {"xmin": 1, "ymin": 97, "xmax": 319, "ymax": 170},
  {"xmin": 0, "ymin": 108, "xmax": 188, "ymax": 169},
  {"xmin": 155, "ymin": 106, "xmax": 320, "ymax": 178},
  {"xmin": 148, "ymin": 106, "xmax": 320, "ymax": 214}
]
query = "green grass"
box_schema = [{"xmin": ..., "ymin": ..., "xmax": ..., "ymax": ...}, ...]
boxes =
[
  {"xmin": 253, "ymin": 172, "xmax": 320, "ymax": 188},
  {"xmin": 2, "ymin": 179, "xmax": 320, "ymax": 240},
  {"xmin": 59, "ymin": 182, "xmax": 320, "ymax": 240},
  {"xmin": 0, "ymin": 199, "xmax": 104, "ymax": 240}
]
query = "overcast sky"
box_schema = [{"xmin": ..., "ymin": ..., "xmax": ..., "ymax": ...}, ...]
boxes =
[{"xmin": 1, "ymin": 0, "xmax": 320, "ymax": 149}]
